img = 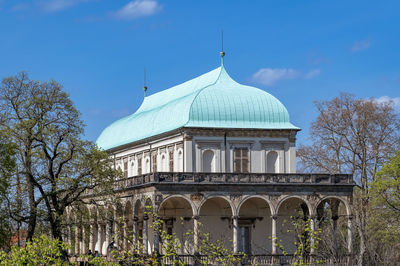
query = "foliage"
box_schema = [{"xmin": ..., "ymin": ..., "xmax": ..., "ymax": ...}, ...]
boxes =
[
  {"xmin": 0, "ymin": 134, "xmax": 16, "ymax": 249},
  {"xmin": 275, "ymin": 212, "xmax": 323, "ymax": 266},
  {"xmin": 0, "ymin": 135, "xmax": 15, "ymax": 196},
  {"xmin": 0, "ymin": 235, "xmax": 69, "ymax": 265},
  {"xmin": 85, "ymin": 203, "xmax": 243, "ymax": 266},
  {"xmin": 0, "ymin": 71, "xmax": 118, "ymax": 246},
  {"xmin": 371, "ymin": 150, "xmax": 400, "ymax": 215},
  {"xmin": 368, "ymin": 151, "xmax": 400, "ymax": 263}
]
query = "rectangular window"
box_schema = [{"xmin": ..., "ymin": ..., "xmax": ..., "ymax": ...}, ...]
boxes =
[
  {"xmin": 238, "ymin": 226, "xmax": 251, "ymax": 254},
  {"xmin": 169, "ymin": 151, "xmax": 174, "ymax": 172},
  {"xmin": 233, "ymin": 148, "xmax": 249, "ymax": 173},
  {"xmin": 137, "ymin": 158, "xmax": 142, "ymax": 176},
  {"xmin": 123, "ymin": 158, "xmax": 128, "ymax": 178}
]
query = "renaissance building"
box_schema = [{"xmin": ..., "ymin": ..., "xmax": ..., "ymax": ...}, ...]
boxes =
[{"xmin": 67, "ymin": 53, "xmax": 355, "ymax": 264}]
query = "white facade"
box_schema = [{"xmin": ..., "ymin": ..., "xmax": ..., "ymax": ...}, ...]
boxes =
[{"xmin": 111, "ymin": 129, "xmax": 297, "ymax": 177}]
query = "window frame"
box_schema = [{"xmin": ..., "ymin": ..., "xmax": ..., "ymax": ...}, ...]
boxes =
[{"xmin": 233, "ymin": 148, "xmax": 250, "ymax": 173}]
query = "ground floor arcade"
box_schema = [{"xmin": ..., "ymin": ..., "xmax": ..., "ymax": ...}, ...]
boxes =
[{"xmin": 66, "ymin": 190, "xmax": 353, "ymax": 259}]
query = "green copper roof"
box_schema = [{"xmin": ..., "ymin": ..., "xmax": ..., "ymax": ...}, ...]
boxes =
[{"xmin": 96, "ymin": 65, "xmax": 299, "ymax": 150}]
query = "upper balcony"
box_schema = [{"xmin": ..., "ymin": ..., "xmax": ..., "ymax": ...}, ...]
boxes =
[{"xmin": 113, "ymin": 172, "xmax": 354, "ymax": 191}]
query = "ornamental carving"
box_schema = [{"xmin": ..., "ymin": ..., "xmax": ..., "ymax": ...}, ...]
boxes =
[
  {"xmin": 267, "ymin": 195, "xmax": 280, "ymax": 209},
  {"xmin": 306, "ymin": 194, "xmax": 321, "ymax": 205},
  {"xmin": 230, "ymin": 194, "xmax": 242, "ymax": 202},
  {"xmin": 155, "ymin": 194, "xmax": 163, "ymax": 206},
  {"xmin": 190, "ymin": 193, "xmax": 204, "ymax": 202}
]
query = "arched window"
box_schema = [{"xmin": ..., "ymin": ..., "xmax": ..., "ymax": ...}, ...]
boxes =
[
  {"xmin": 161, "ymin": 155, "xmax": 166, "ymax": 172},
  {"xmin": 202, "ymin": 150, "xmax": 215, "ymax": 172},
  {"xmin": 177, "ymin": 150, "xmax": 183, "ymax": 172},
  {"xmin": 266, "ymin": 151, "xmax": 278, "ymax": 173}
]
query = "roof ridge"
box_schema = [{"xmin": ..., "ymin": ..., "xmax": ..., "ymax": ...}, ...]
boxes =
[
  {"xmin": 132, "ymin": 67, "xmax": 222, "ymax": 117},
  {"xmin": 183, "ymin": 66, "xmax": 224, "ymax": 127}
]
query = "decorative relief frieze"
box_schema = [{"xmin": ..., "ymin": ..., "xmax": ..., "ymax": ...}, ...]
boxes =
[{"xmin": 184, "ymin": 128, "xmax": 299, "ymax": 139}]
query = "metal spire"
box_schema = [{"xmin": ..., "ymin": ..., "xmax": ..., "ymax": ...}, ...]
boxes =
[{"xmin": 220, "ymin": 30, "xmax": 225, "ymax": 65}]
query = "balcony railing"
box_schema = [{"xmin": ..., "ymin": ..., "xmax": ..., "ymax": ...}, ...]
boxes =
[
  {"xmin": 74, "ymin": 254, "xmax": 353, "ymax": 266},
  {"xmin": 161, "ymin": 254, "xmax": 353, "ymax": 266},
  {"xmin": 113, "ymin": 172, "xmax": 353, "ymax": 190}
]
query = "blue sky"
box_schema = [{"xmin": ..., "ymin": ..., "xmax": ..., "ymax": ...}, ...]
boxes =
[{"xmin": 1, "ymin": 0, "xmax": 399, "ymax": 145}]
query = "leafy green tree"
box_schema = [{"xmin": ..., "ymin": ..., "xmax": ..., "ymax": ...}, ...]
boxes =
[
  {"xmin": 0, "ymin": 72, "xmax": 117, "ymax": 248},
  {"xmin": 372, "ymin": 150, "xmax": 400, "ymax": 215},
  {"xmin": 369, "ymin": 151, "xmax": 400, "ymax": 263},
  {"xmin": 0, "ymin": 134, "xmax": 16, "ymax": 249}
]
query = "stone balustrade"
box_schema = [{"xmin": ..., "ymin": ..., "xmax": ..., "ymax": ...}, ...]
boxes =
[{"xmin": 112, "ymin": 172, "xmax": 353, "ymax": 191}]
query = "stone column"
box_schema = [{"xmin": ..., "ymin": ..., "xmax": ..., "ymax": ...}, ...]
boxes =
[
  {"xmin": 89, "ymin": 222, "xmax": 95, "ymax": 253},
  {"xmin": 153, "ymin": 217, "xmax": 160, "ymax": 254},
  {"xmin": 74, "ymin": 224, "xmax": 79, "ymax": 255},
  {"xmin": 105, "ymin": 220, "xmax": 111, "ymax": 255},
  {"xmin": 81, "ymin": 225, "xmax": 87, "ymax": 255},
  {"xmin": 193, "ymin": 215, "xmax": 199, "ymax": 252},
  {"xmin": 113, "ymin": 210, "xmax": 119, "ymax": 249},
  {"xmin": 133, "ymin": 216, "xmax": 138, "ymax": 251},
  {"xmin": 68, "ymin": 225, "xmax": 73, "ymax": 255},
  {"xmin": 271, "ymin": 215, "xmax": 277, "ymax": 254},
  {"xmin": 347, "ymin": 215, "xmax": 353, "ymax": 254},
  {"xmin": 123, "ymin": 218, "xmax": 129, "ymax": 251},
  {"xmin": 310, "ymin": 216, "xmax": 316, "ymax": 255},
  {"xmin": 97, "ymin": 222, "xmax": 104, "ymax": 255},
  {"xmin": 143, "ymin": 214, "xmax": 149, "ymax": 255},
  {"xmin": 232, "ymin": 216, "xmax": 239, "ymax": 254}
]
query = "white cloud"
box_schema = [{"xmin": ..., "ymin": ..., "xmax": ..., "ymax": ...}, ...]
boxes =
[
  {"xmin": 38, "ymin": 0, "xmax": 90, "ymax": 12},
  {"xmin": 374, "ymin": 96, "xmax": 400, "ymax": 109},
  {"xmin": 304, "ymin": 69, "xmax": 321, "ymax": 79},
  {"xmin": 251, "ymin": 68, "xmax": 300, "ymax": 86},
  {"xmin": 351, "ymin": 39, "xmax": 371, "ymax": 52},
  {"xmin": 251, "ymin": 68, "xmax": 320, "ymax": 85},
  {"xmin": 113, "ymin": 0, "xmax": 161, "ymax": 20}
]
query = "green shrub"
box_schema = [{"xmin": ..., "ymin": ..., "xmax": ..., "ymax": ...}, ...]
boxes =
[{"xmin": 0, "ymin": 235, "xmax": 69, "ymax": 265}]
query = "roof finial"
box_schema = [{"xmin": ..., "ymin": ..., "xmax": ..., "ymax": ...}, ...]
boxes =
[
  {"xmin": 143, "ymin": 68, "xmax": 148, "ymax": 97},
  {"xmin": 220, "ymin": 30, "xmax": 225, "ymax": 65}
]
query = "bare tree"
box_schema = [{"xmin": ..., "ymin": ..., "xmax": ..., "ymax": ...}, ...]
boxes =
[{"xmin": 298, "ymin": 92, "xmax": 400, "ymax": 265}]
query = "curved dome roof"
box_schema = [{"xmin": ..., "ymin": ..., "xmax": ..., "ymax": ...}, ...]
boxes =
[{"xmin": 96, "ymin": 66, "xmax": 299, "ymax": 150}]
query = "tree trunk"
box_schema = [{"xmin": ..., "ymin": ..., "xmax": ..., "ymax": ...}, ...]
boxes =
[
  {"xmin": 25, "ymin": 144, "xmax": 38, "ymax": 241},
  {"xmin": 26, "ymin": 178, "xmax": 36, "ymax": 241}
]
